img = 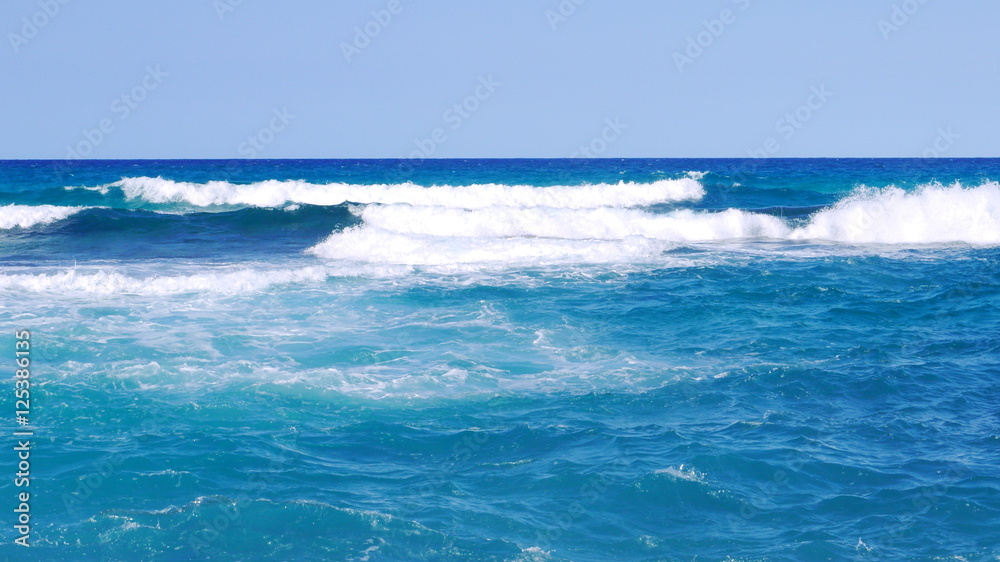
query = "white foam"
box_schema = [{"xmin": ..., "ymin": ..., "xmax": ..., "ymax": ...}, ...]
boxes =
[
  {"xmin": 0, "ymin": 266, "xmax": 364, "ymax": 296},
  {"xmin": 357, "ymin": 183, "xmax": 1000, "ymax": 244},
  {"xmin": 352, "ymin": 205, "xmax": 790, "ymax": 241},
  {"xmin": 308, "ymin": 227, "xmax": 679, "ymax": 266},
  {"xmin": 790, "ymin": 182, "xmax": 1000, "ymax": 244},
  {"xmin": 112, "ymin": 176, "xmax": 705, "ymax": 209},
  {"xmin": 0, "ymin": 204, "xmax": 88, "ymax": 229},
  {"xmin": 63, "ymin": 182, "xmax": 117, "ymax": 194},
  {"xmin": 307, "ymin": 183, "xmax": 1000, "ymax": 266},
  {"xmin": 234, "ymin": 355, "xmax": 678, "ymax": 400},
  {"xmin": 656, "ymin": 464, "xmax": 706, "ymax": 483}
]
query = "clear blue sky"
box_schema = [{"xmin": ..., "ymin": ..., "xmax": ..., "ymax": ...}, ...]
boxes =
[{"xmin": 1, "ymin": 0, "xmax": 997, "ymax": 159}]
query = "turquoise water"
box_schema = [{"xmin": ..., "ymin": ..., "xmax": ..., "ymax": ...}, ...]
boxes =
[{"xmin": 1, "ymin": 159, "xmax": 998, "ymax": 560}]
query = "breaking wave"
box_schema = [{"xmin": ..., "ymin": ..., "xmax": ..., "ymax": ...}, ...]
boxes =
[
  {"xmin": 109, "ymin": 176, "xmax": 706, "ymax": 209},
  {"xmin": 309, "ymin": 182, "xmax": 1000, "ymax": 265},
  {"xmin": 0, "ymin": 204, "xmax": 89, "ymax": 229}
]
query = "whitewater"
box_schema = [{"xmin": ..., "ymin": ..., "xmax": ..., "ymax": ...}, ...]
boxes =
[{"xmin": 1, "ymin": 159, "xmax": 997, "ymax": 561}]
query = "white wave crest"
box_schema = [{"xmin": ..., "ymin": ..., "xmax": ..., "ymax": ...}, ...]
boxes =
[
  {"xmin": 0, "ymin": 204, "xmax": 88, "ymax": 229},
  {"xmin": 355, "ymin": 182, "xmax": 1000, "ymax": 244},
  {"xmin": 352, "ymin": 205, "xmax": 789, "ymax": 241},
  {"xmin": 113, "ymin": 176, "xmax": 705, "ymax": 209},
  {"xmin": 792, "ymin": 182, "xmax": 1000, "ymax": 244},
  {"xmin": 308, "ymin": 183, "xmax": 1000, "ymax": 266},
  {"xmin": 0, "ymin": 266, "xmax": 407, "ymax": 295},
  {"xmin": 308, "ymin": 227, "xmax": 678, "ymax": 266}
]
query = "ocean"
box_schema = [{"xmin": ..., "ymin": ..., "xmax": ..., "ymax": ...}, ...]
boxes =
[{"xmin": 0, "ymin": 158, "xmax": 998, "ymax": 561}]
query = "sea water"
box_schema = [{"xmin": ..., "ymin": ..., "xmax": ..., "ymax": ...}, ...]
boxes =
[{"xmin": 0, "ymin": 158, "xmax": 998, "ymax": 560}]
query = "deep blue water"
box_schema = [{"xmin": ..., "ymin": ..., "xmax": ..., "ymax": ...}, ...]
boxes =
[{"xmin": 1, "ymin": 159, "xmax": 998, "ymax": 560}]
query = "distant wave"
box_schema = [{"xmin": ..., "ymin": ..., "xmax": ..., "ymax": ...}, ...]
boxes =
[
  {"xmin": 14, "ymin": 180, "xmax": 999, "ymax": 271},
  {"xmin": 0, "ymin": 204, "xmax": 89, "ymax": 229},
  {"xmin": 309, "ymin": 183, "xmax": 1000, "ymax": 265},
  {"xmin": 108, "ymin": 176, "xmax": 706, "ymax": 209}
]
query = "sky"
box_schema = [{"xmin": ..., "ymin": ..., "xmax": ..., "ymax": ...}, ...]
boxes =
[{"xmin": 1, "ymin": 0, "xmax": 997, "ymax": 159}]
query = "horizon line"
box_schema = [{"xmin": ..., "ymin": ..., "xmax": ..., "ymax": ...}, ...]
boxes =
[{"xmin": 2, "ymin": 156, "xmax": 999, "ymax": 162}]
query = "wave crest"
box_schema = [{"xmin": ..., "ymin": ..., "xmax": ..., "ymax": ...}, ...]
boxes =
[
  {"xmin": 113, "ymin": 176, "xmax": 705, "ymax": 209},
  {"xmin": 0, "ymin": 204, "xmax": 89, "ymax": 229},
  {"xmin": 795, "ymin": 182, "xmax": 1000, "ymax": 244},
  {"xmin": 0, "ymin": 267, "xmax": 332, "ymax": 295},
  {"xmin": 309, "ymin": 182, "xmax": 1000, "ymax": 266}
]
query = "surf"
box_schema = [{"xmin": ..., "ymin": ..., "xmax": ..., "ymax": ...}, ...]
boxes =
[
  {"xmin": 109, "ymin": 176, "xmax": 706, "ymax": 209},
  {"xmin": 307, "ymin": 182, "xmax": 1000, "ymax": 266},
  {"xmin": 0, "ymin": 204, "xmax": 91, "ymax": 229}
]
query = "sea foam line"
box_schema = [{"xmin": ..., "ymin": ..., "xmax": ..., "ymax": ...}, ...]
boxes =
[
  {"xmin": 307, "ymin": 183, "xmax": 1000, "ymax": 264},
  {"xmin": 108, "ymin": 176, "xmax": 705, "ymax": 209},
  {"xmin": 309, "ymin": 227, "xmax": 682, "ymax": 266},
  {"xmin": 0, "ymin": 265, "xmax": 408, "ymax": 295},
  {"xmin": 350, "ymin": 205, "xmax": 788, "ymax": 240},
  {"xmin": 348, "ymin": 181, "xmax": 1000, "ymax": 243}
]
